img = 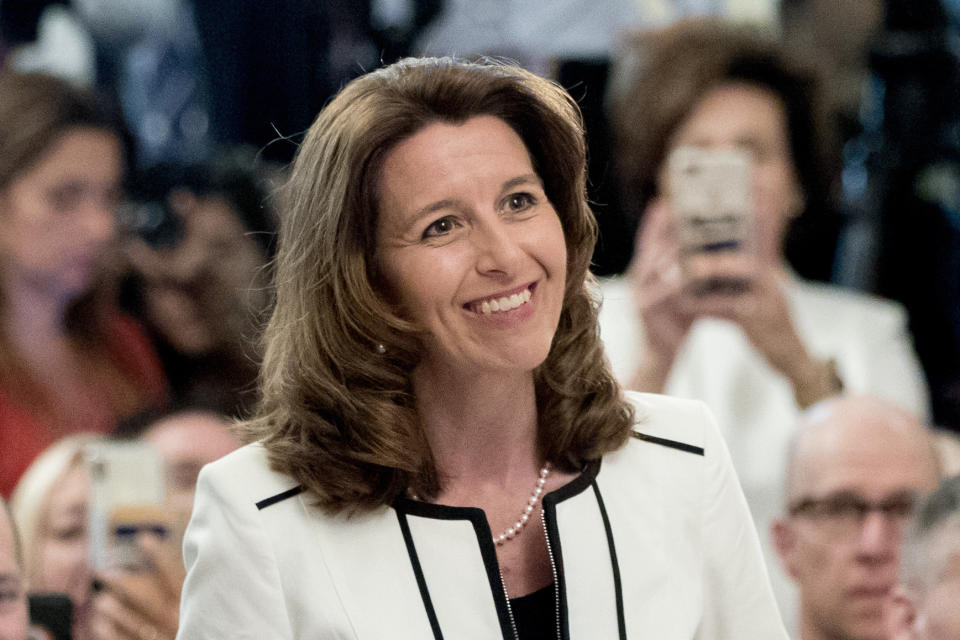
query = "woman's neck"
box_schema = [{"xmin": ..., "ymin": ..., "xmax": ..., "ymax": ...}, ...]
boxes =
[
  {"xmin": 412, "ymin": 363, "xmax": 540, "ymax": 489},
  {"xmin": 1, "ymin": 274, "xmax": 73, "ymax": 357}
]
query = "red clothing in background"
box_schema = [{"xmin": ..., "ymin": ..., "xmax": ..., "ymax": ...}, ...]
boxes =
[{"xmin": 0, "ymin": 314, "xmax": 167, "ymax": 498}]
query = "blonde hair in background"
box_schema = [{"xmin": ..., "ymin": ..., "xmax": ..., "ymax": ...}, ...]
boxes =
[
  {"xmin": 9, "ymin": 433, "xmax": 100, "ymax": 586},
  {"xmin": 1, "ymin": 495, "xmax": 23, "ymax": 573}
]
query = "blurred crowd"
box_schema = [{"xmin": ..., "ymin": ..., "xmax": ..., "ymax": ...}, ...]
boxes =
[{"xmin": 1, "ymin": 1, "xmax": 960, "ymax": 639}]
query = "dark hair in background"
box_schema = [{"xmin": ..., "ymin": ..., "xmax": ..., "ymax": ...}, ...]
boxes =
[
  {"xmin": 610, "ymin": 18, "xmax": 842, "ymax": 281},
  {"xmin": 122, "ymin": 149, "xmax": 278, "ymax": 257},
  {"xmin": 239, "ymin": 56, "xmax": 634, "ymax": 514}
]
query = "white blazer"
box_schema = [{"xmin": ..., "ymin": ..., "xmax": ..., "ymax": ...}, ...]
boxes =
[{"xmin": 176, "ymin": 392, "xmax": 788, "ymax": 639}]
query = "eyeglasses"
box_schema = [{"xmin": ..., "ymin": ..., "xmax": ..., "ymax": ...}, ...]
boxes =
[{"xmin": 787, "ymin": 491, "xmax": 919, "ymax": 539}]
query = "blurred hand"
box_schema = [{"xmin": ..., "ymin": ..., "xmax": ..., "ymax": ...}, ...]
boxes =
[
  {"xmin": 90, "ymin": 535, "xmax": 184, "ymax": 640},
  {"xmin": 628, "ymin": 200, "xmax": 697, "ymax": 391},
  {"xmin": 630, "ymin": 201, "xmax": 838, "ymax": 406}
]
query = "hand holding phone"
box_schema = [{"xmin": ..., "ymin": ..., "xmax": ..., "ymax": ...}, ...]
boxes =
[
  {"xmin": 667, "ymin": 146, "xmax": 753, "ymax": 296},
  {"xmin": 84, "ymin": 442, "xmax": 168, "ymax": 573}
]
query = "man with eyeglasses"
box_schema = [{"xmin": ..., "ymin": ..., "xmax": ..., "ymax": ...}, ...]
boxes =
[
  {"xmin": 772, "ymin": 395, "xmax": 940, "ymax": 640},
  {"xmin": 887, "ymin": 474, "xmax": 960, "ymax": 640}
]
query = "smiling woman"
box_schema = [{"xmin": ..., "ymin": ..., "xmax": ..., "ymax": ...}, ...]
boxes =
[
  {"xmin": 176, "ymin": 57, "xmax": 789, "ymax": 639},
  {"xmin": 376, "ymin": 116, "xmax": 568, "ymax": 378}
]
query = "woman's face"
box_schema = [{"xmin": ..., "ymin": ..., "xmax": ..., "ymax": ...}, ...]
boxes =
[
  {"xmin": 376, "ymin": 115, "xmax": 567, "ymax": 379},
  {"xmin": 32, "ymin": 462, "xmax": 92, "ymax": 640},
  {"xmin": 664, "ymin": 82, "xmax": 803, "ymax": 267},
  {"xmin": 0, "ymin": 127, "xmax": 122, "ymax": 301}
]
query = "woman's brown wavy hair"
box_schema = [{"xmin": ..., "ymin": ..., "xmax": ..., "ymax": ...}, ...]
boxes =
[{"xmin": 239, "ymin": 57, "xmax": 634, "ymax": 513}]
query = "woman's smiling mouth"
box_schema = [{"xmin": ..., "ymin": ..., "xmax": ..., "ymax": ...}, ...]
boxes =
[{"xmin": 467, "ymin": 284, "xmax": 535, "ymax": 315}]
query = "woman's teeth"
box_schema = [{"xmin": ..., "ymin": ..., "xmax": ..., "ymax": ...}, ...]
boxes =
[{"xmin": 478, "ymin": 288, "xmax": 532, "ymax": 315}]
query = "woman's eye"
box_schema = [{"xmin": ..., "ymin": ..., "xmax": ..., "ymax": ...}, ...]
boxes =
[
  {"xmin": 505, "ymin": 193, "xmax": 537, "ymax": 212},
  {"xmin": 0, "ymin": 587, "xmax": 21, "ymax": 604},
  {"xmin": 52, "ymin": 525, "xmax": 85, "ymax": 542},
  {"xmin": 422, "ymin": 216, "xmax": 458, "ymax": 239}
]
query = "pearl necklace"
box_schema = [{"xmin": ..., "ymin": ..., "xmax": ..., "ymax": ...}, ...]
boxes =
[
  {"xmin": 494, "ymin": 461, "xmax": 551, "ymax": 545},
  {"xmin": 408, "ymin": 461, "xmax": 552, "ymax": 546}
]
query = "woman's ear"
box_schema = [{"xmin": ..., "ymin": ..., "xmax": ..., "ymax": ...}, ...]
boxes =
[{"xmin": 885, "ymin": 584, "xmax": 919, "ymax": 640}]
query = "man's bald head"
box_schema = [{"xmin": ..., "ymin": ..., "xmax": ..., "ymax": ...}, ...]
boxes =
[{"xmin": 784, "ymin": 395, "xmax": 940, "ymax": 503}]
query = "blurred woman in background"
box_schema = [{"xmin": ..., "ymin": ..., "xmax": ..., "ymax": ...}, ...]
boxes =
[
  {"xmin": 0, "ymin": 71, "xmax": 167, "ymax": 497},
  {"xmin": 10, "ymin": 435, "xmax": 96, "ymax": 639},
  {"xmin": 601, "ymin": 17, "xmax": 930, "ymax": 630},
  {"xmin": 11, "ymin": 433, "xmax": 182, "ymax": 640}
]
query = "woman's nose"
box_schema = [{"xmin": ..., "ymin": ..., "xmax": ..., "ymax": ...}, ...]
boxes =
[
  {"xmin": 474, "ymin": 219, "xmax": 523, "ymax": 276},
  {"xmin": 80, "ymin": 198, "xmax": 117, "ymax": 247}
]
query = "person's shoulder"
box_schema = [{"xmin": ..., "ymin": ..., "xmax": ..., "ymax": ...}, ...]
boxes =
[
  {"xmin": 599, "ymin": 392, "xmax": 719, "ymax": 503},
  {"xmin": 618, "ymin": 391, "xmax": 713, "ymax": 457},
  {"xmin": 199, "ymin": 442, "xmax": 302, "ymax": 509}
]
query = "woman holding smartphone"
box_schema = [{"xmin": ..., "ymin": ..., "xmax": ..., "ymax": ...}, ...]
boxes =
[{"xmin": 600, "ymin": 17, "xmax": 929, "ymax": 631}]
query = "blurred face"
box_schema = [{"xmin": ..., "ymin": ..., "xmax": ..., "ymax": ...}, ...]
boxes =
[
  {"xmin": 32, "ymin": 463, "xmax": 92, "ymax": 640},
  {"xmin": 0, "ymin": 128, "xmax": 121, "ymax": 302},
  {"xmin": 377, "ymin": 116, "xmax": 567, "ymax": 379},
  {"xmin": 143, "ymin": 411, "xmax": 238, "ymax": 525},
  {"xmin": 776, "ymin": 432, "xmax": 938, "ymax": 640},
  {"xmin": 665, "ymin": 82, "xmax": 803, "ymax": 267},
  {"xmin": 128, "ymin": 192, "xmax": 267, "ymax": 354},
  {"xmin": 0, "ymin": 508, "xmax": 27, "ymax": 640}
]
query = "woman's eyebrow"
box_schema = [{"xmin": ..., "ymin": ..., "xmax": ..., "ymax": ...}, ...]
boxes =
[
  {"xmin": 500, "ymin": 173, "xmax": 542, "ymax": 193},
  {"xmin": 0, "ymin": 573, "xmax": 21, "ymax": 587}
]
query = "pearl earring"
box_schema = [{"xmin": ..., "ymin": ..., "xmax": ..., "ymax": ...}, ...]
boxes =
[{"xmin": 376, "ymin": 343, "xmax": 387, "ymax": 354}]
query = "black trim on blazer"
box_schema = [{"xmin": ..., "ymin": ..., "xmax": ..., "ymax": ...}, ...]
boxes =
[
  {"xmin": 541, "ymin": 494, "xmax": 569, "ymax": 640},
  {"xmin": 592, "ymin": 482, "xmax": 626, "ymax": 640},
  {"xmin": 393, "ymin": 461, "xmax": 603, "ymax": 640},
  {"xmin": 540, "ymin": 458, "xmax": 601, "ymax": 640},
  {"xmin": 393, "ymin": 499, "xmax": 516, "ymax": 639},
  {"xmin": 255, "ymin": 486, "xmax": 303, "ymax": 510},
  {"xmin": 396, "ymin": 511, "xmax": 444, "ymax": 640},
  {"xmin": 631, "ymin": 431, "xmax": 704, "ymax": 456}
]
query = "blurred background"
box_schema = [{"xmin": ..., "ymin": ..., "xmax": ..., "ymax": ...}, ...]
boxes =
[{"xmin": 2, "ymin": 0, "xmax": 959, "ymax": 431}]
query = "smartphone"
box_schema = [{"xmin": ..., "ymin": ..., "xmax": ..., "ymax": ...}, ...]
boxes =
[
  {"xmin": 83, "ymin": 441, "xmax": 168, "ymax": 573},
  {"xmin": 667, "ymin": 146, "xmax": 753, "ymax": 295},
  {"xmin": 27, "ymin": 593, "xmax": 72, "ymax": 640}
]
